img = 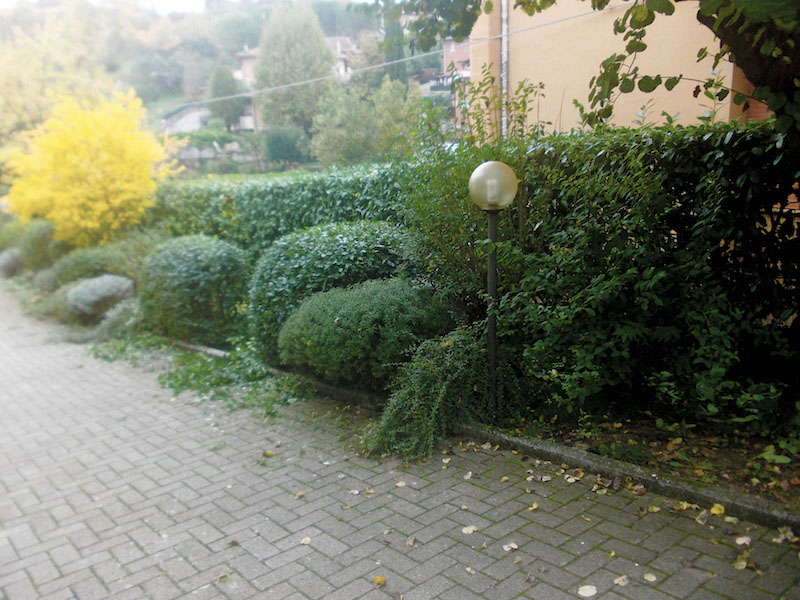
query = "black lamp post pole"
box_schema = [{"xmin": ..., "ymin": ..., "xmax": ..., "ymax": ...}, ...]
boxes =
[{"xmin": 486, "ymin": 209, "xmax": 499, "ymax": 392}]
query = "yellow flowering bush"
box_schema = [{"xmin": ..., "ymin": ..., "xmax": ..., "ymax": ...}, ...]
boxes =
[{"xmin": 6, "ymin": 92, "xmax": 178, "ymax": 247}]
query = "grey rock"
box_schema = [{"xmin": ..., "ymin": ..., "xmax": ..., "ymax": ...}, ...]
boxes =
[{"xmin": 66, "ymin": 274, "xmax": 134, "ymax": 322}]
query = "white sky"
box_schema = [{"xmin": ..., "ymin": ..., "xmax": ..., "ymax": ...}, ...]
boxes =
[{"xmin": 0, "ymin": 0, "xmax": 205, "ymax": 14}]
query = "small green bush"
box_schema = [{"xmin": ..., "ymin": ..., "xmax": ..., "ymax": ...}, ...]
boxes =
[
  {"xmin": 248, "ymin": 220, "xmax": 415, "ymax": 363},
  {"xmin": 0, "ymin": 216, "xmax": 26, "ymax": 249},
  {"xmin": 36, "ymin": 228, "xmax": 167, "ymax": 293},
  {"xmin": 139, "ymin": 235, "xmax": 250, "ymax": 347},
  {"xmin": 367, "ymin": 323, "xmax": 530, "ymax": 457},
  {"xmin": 278, "ymin": 278, "xmax": 457, "ymax": 391}
]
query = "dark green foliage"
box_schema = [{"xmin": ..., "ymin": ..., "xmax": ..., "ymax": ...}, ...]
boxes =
[
  {"xmin": 367, "ymin": 323, "xmax": 531, "ymax": 457},
  {"xmin": 265, "ymin": 124, "xmax": 310, "ymax": 164},
  {"xmin": 152, "ymin": 164, "xmax": 403, "ymax": 255},
  {"xmin": 278, "ymin": 277, "xmax": 457, "ymax": 391},
  {"xmin": 139, "ymin": 235, "xmax": 249, "ymax": 347},
  {"xmin": 208, "ymin": 65, "xmax": 247, "ymax": 132},
  {"xmin": 500, "ymin": 122, "xmax": 799, "ymax": 435},
  {"xmin": 394, "ymin": 120, "xmax": 798, "ymax": 447},
  {"xmin": 248, "ymin": 221, "xmax": 415, "ymax": 363}
]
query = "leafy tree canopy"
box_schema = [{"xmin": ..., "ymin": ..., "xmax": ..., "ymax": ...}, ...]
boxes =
[
  {"xmin": 255, "ymin": 3, "xmax": 334, "ymax": 132},
  {"xmin": 208, "ymin": 65, "xmax": 248, "ymax": 131},
  {"xmin": 394, "ymin": 0, "xmax": 800, "ymax": 141}
]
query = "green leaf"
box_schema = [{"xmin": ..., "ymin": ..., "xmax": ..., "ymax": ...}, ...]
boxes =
[
  {"xmin": 629, "ymin": 5, "xmax": 655, "ymax": 28},
  {"xmin": 646, "ymin": 0, "xmax": 674, "ymax": 15},
  {"xmin": 483, "ymin": 1, "xmax": 494, "ymax": 14},
  {"xmin": 620, "ymin": 78, "xmax": 636, "ymax": 93},
  {"xmin": 638, "ymin": 75, "xmax": 661, "ymax": 93},
  {"xmin": 626, "ymin": 39, "xmax": 648, "ymax": 53},
  {"xmin": 664, "ymin": 76, "xmax": 681, "ymax": 91}
]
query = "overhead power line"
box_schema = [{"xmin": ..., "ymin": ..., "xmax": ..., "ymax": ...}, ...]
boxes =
[{"xmin": 160, "ymin": 3, "xmax": 628, "ymax": 120}]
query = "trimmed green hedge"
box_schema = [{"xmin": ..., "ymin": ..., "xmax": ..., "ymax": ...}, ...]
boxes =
[
  {"xmin": 139, "ymin": 235, "xmax": 249, "ymax": 347},
  {"xmin": 248, "ymin": 220, "xmax": 415, "ymax": 363},
  {"xmin": 278, "ymin": 278, "xmax": 456, "ymax": 392},
  {"xmin": 395, "ymin": 120, "xmax": 799, "ymax": 443},
  {"xmin": 152, "ymin": 164, "xmax": 404, "ymax": 255}
]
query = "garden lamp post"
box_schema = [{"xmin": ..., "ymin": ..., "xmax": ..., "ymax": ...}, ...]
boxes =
[{"xmin": 468, "ymin": 161, "xmax": 518, "ymax": 392}]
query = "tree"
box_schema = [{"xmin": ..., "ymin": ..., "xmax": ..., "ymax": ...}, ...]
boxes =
[
  {"xmin": 213, "ymin": 11, "xmax": 261, "ymax": 57},
  {"xmin": 208, "ymin": 65, "xmax": 247, "ymax": 131},
  {"xmin": 6, "ymin": 92, "xmax": 179, "ymax": 248},
  {"xmin": 0, "ymin": 0, "xmax": 114, "ymax": 146},
  {"xmin": 395, "ymin": 0, "xmax": 800, "ymax": 141},
  {"xmin": 310, "ymin": 77, "xmax": 423, "ymax": 165},
  {"xmin": 254, "ymin": 3, "xmax": 335, "ymax": 132}
]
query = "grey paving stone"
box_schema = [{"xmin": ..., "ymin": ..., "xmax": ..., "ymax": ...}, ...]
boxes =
[{"xmin": 1, "ymin": 281, "xmax": 798, "ymax": 600}]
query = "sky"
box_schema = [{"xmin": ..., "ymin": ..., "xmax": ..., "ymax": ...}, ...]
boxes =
[{"xmin": 0, "ymin": 0, "xmax": 205, "ymax": 14}]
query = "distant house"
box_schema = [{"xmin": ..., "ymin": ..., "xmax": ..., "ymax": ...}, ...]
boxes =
[
  {"xmin": 233, "ymin": 45, "xmax": 263, "ymax": 131},
  {"xmin": 325, "ymin": 36, "xmax": 359, "ymax": 81}
]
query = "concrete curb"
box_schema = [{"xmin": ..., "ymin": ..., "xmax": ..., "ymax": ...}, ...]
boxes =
[
  {"xmin": 458, "ymin": 423, "xmax": 800, "ymax": 531},
  {"xmin": 175, "ymin": 341, "xmax": 800, "ymax": 532}
]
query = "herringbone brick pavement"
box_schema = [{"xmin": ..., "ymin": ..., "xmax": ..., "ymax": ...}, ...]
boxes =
[{"xmin": 1, "ymin": 282, "xmax": 799, "ymax": 599}]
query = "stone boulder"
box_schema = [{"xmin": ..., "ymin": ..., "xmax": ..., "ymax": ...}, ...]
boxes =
[
  {"xmin": 66, "ymin": 274, "xmax": 135, "ymax": 323},
  {"xmin": 0, "ymin": 247, "xmax": 22, "ymax": 278}
]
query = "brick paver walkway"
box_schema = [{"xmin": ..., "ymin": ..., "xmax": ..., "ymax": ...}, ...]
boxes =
[{"xmin": 1, "ymin": 282, "xmax": 799, "ymax": 600}]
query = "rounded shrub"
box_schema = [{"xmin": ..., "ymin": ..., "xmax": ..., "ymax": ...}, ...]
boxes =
[
  {"xmin": 139, "ymin": 235, "xmax": 249, "ymax": 347},
  {"xmin": 248, "ymin": 220, "xmax": 415, "ymax": 363},
  {"xmin": 278, "ymin": 277, "xmax": 456, "ymax": 391}
]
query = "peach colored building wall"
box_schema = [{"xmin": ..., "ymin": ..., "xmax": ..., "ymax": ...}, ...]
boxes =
[{"xmin": 470, "ymin": 1, "xmax": 738, "ymax": 131}]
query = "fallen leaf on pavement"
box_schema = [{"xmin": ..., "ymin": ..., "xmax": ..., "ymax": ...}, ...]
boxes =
[
  {"xmin": 462, "ymin": 526, "xmax": 477, "ymax": 534},
  {"xmin": 735, "ymin": 536, "xmax": 752, "ymax": 547},
  {"xmin": 710, "ymin": 503, "xmax": 725, "ymax": 516},
  {"xmin": 300, "ymin": 537, "xmax": 311, "ymax": 545},
  {"xmin": 373, "ymin": 575, "xmax": 387, "ymax": 588},
  {"xmin": 529, "ymin": 502, "xmax": 539, "ymax": 511},
  {"xmin": 465, "ymin": 567, "xmax": 477, "ymax": 575},
  {"xmin": 644, "ymin": 573, "xmax": 657, "ymax": 582},
  {"xmin": 503, "ymin": 542, "xmax": 518, "ymax": 552},
  {"xmin": 614, "ymin": 575, "xmax": 629, "ymax": 586},
  {"xmin": 577, "ymin": 585, "xmax": 597, "ymax": 597}
]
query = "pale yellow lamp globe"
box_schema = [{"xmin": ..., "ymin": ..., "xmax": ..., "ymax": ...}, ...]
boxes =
[{"xmin": 468, "ymin": 161, "xmax": 518, "ymax": 211}]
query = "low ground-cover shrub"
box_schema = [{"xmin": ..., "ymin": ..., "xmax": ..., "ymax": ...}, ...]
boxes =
[
  {"xmin": 367, "ymin": 323, "xmax": 531, "ymax": 457},
  {"xmin": 152, "ymin": 164, "xmax": 403, "ymax": 254},
  {"xmin": 278, "ymin": 277, "xmax": 457, "ymax": 392},
  {"xmin": 139, "ymin": 235, "xmax": 249, "ymax": 347},
  {"xmin": 248, "ymin": 220, "xmax": 415, "ymax": 363},
  {"xmin": 35, "ymin": 228, "xmax": 167, "ymax": 293}
]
